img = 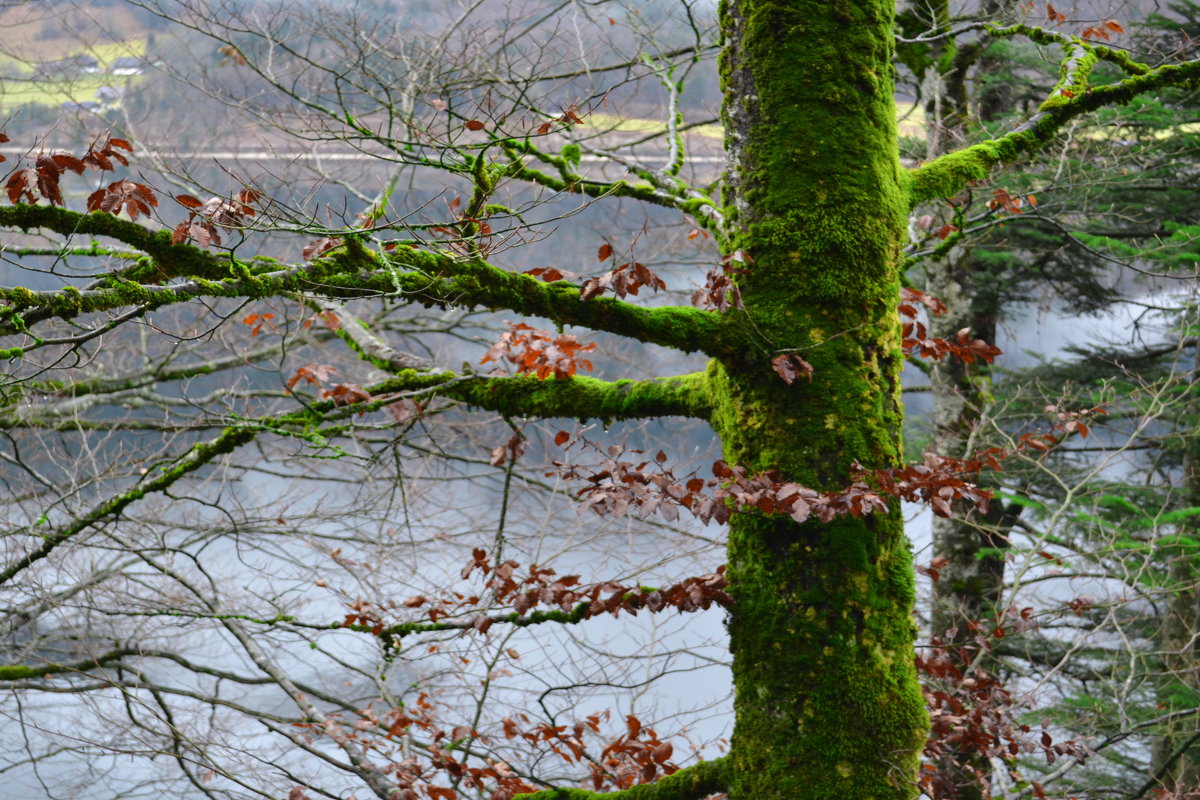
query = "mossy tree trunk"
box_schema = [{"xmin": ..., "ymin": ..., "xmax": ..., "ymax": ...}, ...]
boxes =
[{"xmin": 716, "ymin": 2, "xmax": 928, "ymax": 799}]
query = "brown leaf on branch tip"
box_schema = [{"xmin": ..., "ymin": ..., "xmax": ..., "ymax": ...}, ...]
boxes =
[
  {"xmin": 480, "ymin": 322, "xmax": 595, "ymax": 380},
  {"xmin": 241, "ymin": 313, "xmax": 275, "ymax": 337},
  {"xmin": 286, "ymin": 363, "xmax": 336, "ymax": 390},
  {"xmin": 491, "ymin": 445, "xmax": 508, "ymax": 466},
  {"xmin": 581, "ymin": 261, "xmax": 665, "ymax": 300},
  {"xmin": 597, "ymin": 243, "xmax": 613, "ymax": 262},
  {"xmin": 321, "ymin": 382, "xmax": 372, "ymax": 408},
  {"xmin": 87, "ymin": 180, "xmax": 159, "ymax": 220},
  {"xmin": 524, "ymin": 267, "xmax": 573, "ymax": 282},
  {"xmin": 771, "ymin": 353, "xmax": 814, "ymax": 384},
  {"xmin": 175, "ymin": 194, "xmax": 203, "ymax": 209},
  {"xmin": 554, "ymin": 431, "xmax": 571, "ymax": 446},
  {"xmin": 6, "ymin": 169, "xmax": 39, "ymax": 204},
  {"xmin": 899, "ymin": 287, "xmax": 947, "ymax": 316},
  {"xmin": 303, "ymin": 236, "xmax": 343, "ymax": 261},
  {"xmin": 464, "ymin": 120, "xmax": 486, "ymax": 131},
  {"xmin": 48, "ymin": 153, "xmax": 86, "ymax": 175}
]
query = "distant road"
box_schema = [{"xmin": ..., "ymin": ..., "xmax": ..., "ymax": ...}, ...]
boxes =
[{"xmin": 0, "ymin": 146, "xmax": 726, "ymax": 165}]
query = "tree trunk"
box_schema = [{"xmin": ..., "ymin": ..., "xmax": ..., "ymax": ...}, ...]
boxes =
[
  {"xmin": 921, "ymin": 4, "xmax": 1019, "ymax": 797},
  {"xmin": 1151, "ymin": 346, "xmax": 1200, "ymax": 790},
  {"xmin": 717, "ymin": 2, "xmax": 927, "ymax": 799}
]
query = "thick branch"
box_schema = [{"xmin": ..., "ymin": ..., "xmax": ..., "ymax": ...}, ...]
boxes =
[
  {"xmin": 371, "ymin": 371, "xmax": 713, "ymax": 421},
  {"xmin": 0, "ymin": 204, "xmax": 225, "ymax": 278},
  {"xmin": 0, "ymin": 207, "xmax": 729, "ymax": 357},
  {"xmin": 0, "ymin": 648, "xmax": 141, "ymax": 681},
  {"xmin": 907, "ymin": 54, "xmax": 1200, "ymax": 206},
  {"xmin": 514, "ymin": 757, "xmax": 728, "ymax": 800},
  {"xmin": 355, "ymin": 601, "xmax": 591, "ymax": 643}
]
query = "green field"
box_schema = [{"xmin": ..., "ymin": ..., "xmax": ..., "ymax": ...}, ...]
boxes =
[{"xmin": 0, "ymin": 40, "xmax": 145, "ymax": 112}]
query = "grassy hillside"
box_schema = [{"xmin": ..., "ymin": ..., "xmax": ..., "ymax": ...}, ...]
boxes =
[{"xmin": 0, "ymin": 3, "xmax": 148, "ymax": 112}]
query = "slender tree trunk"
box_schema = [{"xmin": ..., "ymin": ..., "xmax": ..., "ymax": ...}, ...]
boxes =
[
  {"xmin": 717, "ymin": 3, "xmax": 927, "ymax": 799},
  {"xmin": 921, "ymin": 4, "xmax": 1019, "ymax": 798},
  {"xmin": 1151, "ymin": 345, "xmax": 1200, "ymax": 790}
]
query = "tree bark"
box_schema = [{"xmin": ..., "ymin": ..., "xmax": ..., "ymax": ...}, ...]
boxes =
[
  {"xmin": 1151, "ymin": 345, "xmax": 1200, "ymax": 790},
  {"xmin": 717, "ymin": 3, "xmax": 928, "ymax": 799}
]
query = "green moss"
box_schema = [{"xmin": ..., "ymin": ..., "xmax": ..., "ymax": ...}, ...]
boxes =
[
  {"xmin": 369, "ymin": 371, "xmax": 713, "ymax": 422},
  {"xmin": 0, "ymin": 648, "xmax": 136, "ymax": 680},
  {"xmin": 905, "ymin": 137, "xmax": 1027, "ymax": 205},
  {"xmin": 514, "ymin": 758, "xmax": 728, "ymax": 800},
  {"xmin": 715, "ymin": 2, "xmax": 926, "ymax": 799},
  {"xmin": 562, "ymin": 142, "xmax": 581, "ymax": 167}
]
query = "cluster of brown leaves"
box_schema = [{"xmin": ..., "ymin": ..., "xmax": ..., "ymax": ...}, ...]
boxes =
[
  {"xmin": 292, "ymin": 692, "xmax": 540, "ymax": 800},
  {"xmin": 298, "ymin": 690, "xmax": 687, "ymax": 800},
  {"xmin": 549, "ymin": 437, "xmax": 995, "ymax": 527},
  {"xmin": 172, "ymin": 189, "xmax": 260, "ymax": 247},
  {"xmin": 580, "ymin": 243, "xmax": 667, "ymax": 300},
  {"xmin": 770, "ymin": 352, "xmax": 814, "ymax": 384},
  {"xmin": 501, "ymin": 712, "xmax": 678, "ymax": 791},
  {"xmin": 241, "ymin": 312, "xmax": 277, "ymax": 337},
  {"xmin": 1081, "ymin": 19, "xmax": 1124, "ymax": 41},
  {"xmin": 592, "ymin": 715, "xmax": 679, "ymax": 789},
  {"xmin": 458, "ymin": 548, "xmax": 730, "ymax": 626},
  {"xmin": 341, "ymin": 552, "xmax": 728, "ymax": 637},
  {"xmin": 88, "ymin": 179, "xmax": 158, "ymax": 219},
  {"xmin": 551, "ymin": 404, "xmax": 1103, "ymax": 527},
  {"xmin": 533, "ymin": 104, "xmax": 586, "ymax": 136},
  {"xmin": 522, "ymin": 266, "xmax": 576, "ymax": 283},
  {"xmin": 282, "ymin": 361, "xmax": 373, "ymax": 409},
  {"xmin": 1044, "ymin": 402, "xmax": 1104, "ymax": 439},
  {"xmin": 901, "ymin": 288, "xmax": 1003, "ymax": 364},
  {"xmin": 987, "ymin": 187, "xmax": 1036, "ymax": 216},
  {"xmin": 4, "ymin": 136, "xmax": 135, "ymax": 206},
  {"xmin": 1044, "ymin": 4, "xmax": 1125, "ymax": 39},
  {"xmin": 480, "ymin": 322, "xmax": 595, "ymax": 380},
  {"xmin": 692, "ymin": 250, "xmax": 750, "ymax": 313},
  {"xmin": 918, "ymin": 616, "xmax": 1092, "ymax": 800}
]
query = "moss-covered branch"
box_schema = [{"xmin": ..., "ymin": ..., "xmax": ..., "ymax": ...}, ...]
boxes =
[
  {"xmin": 347, "ymin": 602, "xmax": 591, "ymax": 644},
  {"xmin": 0, "ymin": 204, "xmax": 226, "ymax": 278},
  {"xmin": 0, "ymin": 363, "xmax": 707, "ymax": 588},
  {"xmin": 987, "ymin": 23, "xmax": 1153, "ymax": 76},
  {"xmin": 0, "ymin": 206, "xmax": 729, "ymax": 357},
  {"xmin": 0, "ymin": 648, "xmax": 142, "ymax": 681},
  {"xmin": 370, "ymin": 371, "xmax": 713, "ymax": 421},
  {"xmin": 907, "ymin": 51, "xmax": 1200, "ymax": 206},
  {"xmin": 514, "ymin": 757, "xmax": 728, "ymax": 800}
]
